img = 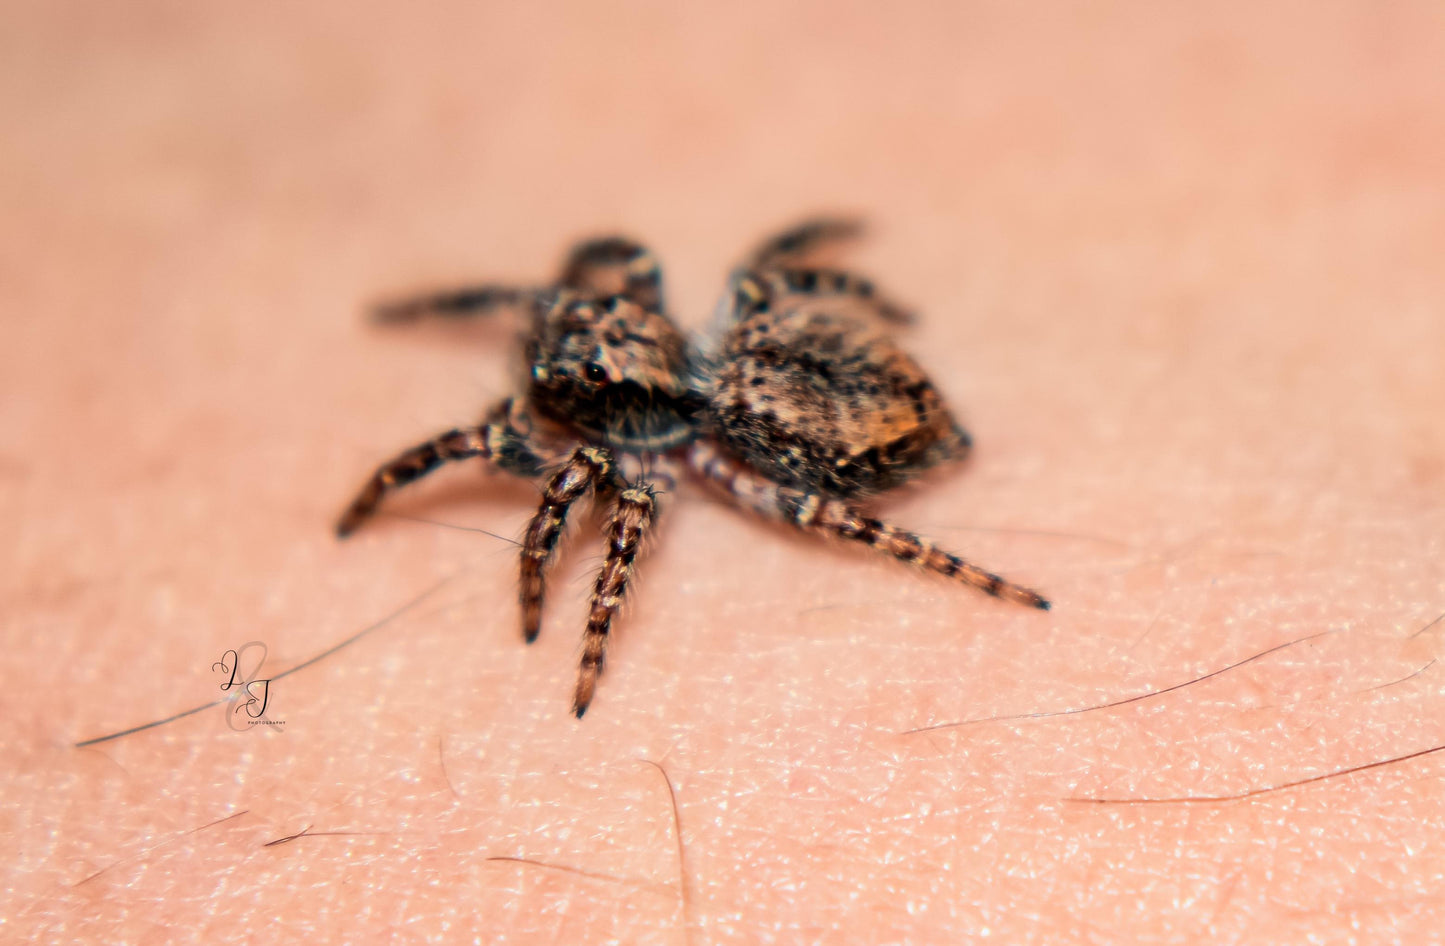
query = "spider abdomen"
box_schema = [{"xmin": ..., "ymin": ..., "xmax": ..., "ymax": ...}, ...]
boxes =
[{"xmin": 707, "ymin": 307, "xmax": 969, "ymax": 497}]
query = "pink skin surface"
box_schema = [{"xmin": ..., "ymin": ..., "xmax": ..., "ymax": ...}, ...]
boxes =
[{"xmin": 5, "ymin": 3, "xmax": 1444, "ymax": 943}]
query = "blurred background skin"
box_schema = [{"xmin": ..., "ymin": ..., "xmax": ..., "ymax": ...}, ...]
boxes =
[{"xmin": 4, "ymin": 1, "xmax": 1444, "ymax": 942}]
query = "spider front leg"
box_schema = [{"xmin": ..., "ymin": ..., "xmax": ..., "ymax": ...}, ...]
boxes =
[
  {"xmin": 519, "ymin": 445, "xmax": 617, "ymax": 644},
  {"xmin": 559, "ymin": 236, "xmax": 665, "ymax": 312},
  {"xmin": 688, "ymin": 442, "xmax": 1050, "ymax": 610},
  {"xmin": 336, "ymin": 398, "xmax": 550, "ymax": 537},
  {"xmin": 573, "ymin": 483, "xmax": 659, "ymax": 717},
  {"xmin": 371, "ymin": 286, "xmax": 536, "ymax": 324}
]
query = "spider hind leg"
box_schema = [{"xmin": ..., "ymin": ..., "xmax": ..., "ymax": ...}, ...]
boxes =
[
  {"xmin": 749, "ymin": 217, "xmax": 864, "ymax": 267},
  {"xmin": 688, "ymin": 442, "xmax": 1050, "ymax": 610}
]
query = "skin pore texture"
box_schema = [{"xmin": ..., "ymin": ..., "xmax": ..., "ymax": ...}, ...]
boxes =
[{"xmin": 4, "ymin": 3, "xmax": 1443, "ymax": 943}]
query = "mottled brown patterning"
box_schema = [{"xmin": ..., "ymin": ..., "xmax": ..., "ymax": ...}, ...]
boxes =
[
  {"xmin": 704, "ymin": 275, "xmax": 970, "ymax": 497},
  {"xmin": 337, "ymin": 219, "xmax": 1050, "ymax": 717}
]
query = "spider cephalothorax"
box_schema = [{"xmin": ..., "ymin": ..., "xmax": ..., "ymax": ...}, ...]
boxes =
[
  {"xmin": 338, "ymin": 219, "xmax": 1049, "ymax": 716},
  {"xmin": 526, "ymin": 293, "xmax": 697, "ymax": 452}
]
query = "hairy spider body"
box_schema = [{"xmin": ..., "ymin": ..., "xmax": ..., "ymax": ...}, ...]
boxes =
[
  {"xmin": 702, "ymin": 286, "xmax": 970, "ymax": 497},
  {"xmin": 338, "ymin": 220, "xmax": 1049, "ymax": 716}
]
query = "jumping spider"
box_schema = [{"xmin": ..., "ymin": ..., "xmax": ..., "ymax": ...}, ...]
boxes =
[{"xmin": 337, "ymin": 219, "xmax": 1049, "ymax": 716}]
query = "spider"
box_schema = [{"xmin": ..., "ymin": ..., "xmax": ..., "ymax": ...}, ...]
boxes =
[{"xmin": 337, "ymin": 219, "xmax": 1050, "ymax": 717}]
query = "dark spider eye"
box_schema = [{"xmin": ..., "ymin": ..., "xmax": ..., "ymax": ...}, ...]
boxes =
[{"xmin": 583, "ymin": 362, "xmax": 608, "ymax": 382}]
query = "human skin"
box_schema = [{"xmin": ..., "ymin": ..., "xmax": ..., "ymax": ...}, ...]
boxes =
[{"xmin": 4, "ymin": 3, "xmax": 1444, "ymax": 943}]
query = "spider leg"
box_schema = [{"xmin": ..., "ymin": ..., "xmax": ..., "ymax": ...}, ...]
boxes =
[
  {"xmin": 336, "ymin": 398, "xmax": 551, "ymax": 537},
  {"xmin": 560, "ymin": 236, "xmax": 665, "ymax": 312},
  {"xmin": 573, "ymin": 483, "xmax": 659, "ymax": 717},
  {"xmin": 371, "ymin": 286, "xmax": 537, "ymax": 324},
  {"xmin": 749, "ymin": 217, "xmax": 865, "ymax": 267},
  {"xmin": 723, "ymin": 266, "xmax": 912, "ymax": 326},
  {"xmin": 736, "ymin": 218, "xmax": 911, "ymax": 322},
  {"xmin": 519, "ymin": 445, "xmax": 617, "ymax": 644},
  {"xmin": 687, "ymin": 442, "xmax": 1050, "ymax": 610},
  {"xmin": 772, "ymin": 266, "xmax": 912, "ymax": 324}
]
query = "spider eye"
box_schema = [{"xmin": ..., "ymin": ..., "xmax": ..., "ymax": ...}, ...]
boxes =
[{"xmin": 583, "ymin": 362, "xmax": 608, "ymax": 383}]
